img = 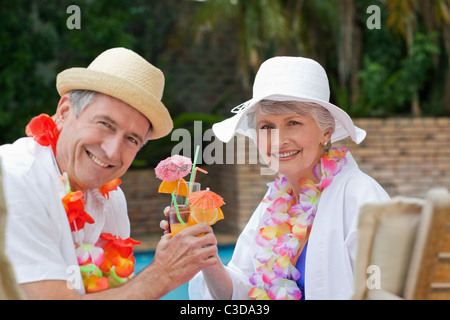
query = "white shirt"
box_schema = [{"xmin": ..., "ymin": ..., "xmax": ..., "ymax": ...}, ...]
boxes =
[
  {"xmin": 189, "ymin": 151, "xmax": 390, "ymax": 300},
  {"xmin": 0, "ymin": 138, "xmax": 130, "ymax": 295}
]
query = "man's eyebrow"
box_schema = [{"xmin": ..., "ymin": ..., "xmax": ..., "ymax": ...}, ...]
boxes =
[
  {"xmin": 130, "ymin": 131, "xmax": 145, "ymax": 146},
  {"xmin": 94, "ymin": 115, "xmax": 145, "ymax": 146},
  {"xmin": 93, "ymin": 115, "xmax": 117, "ymax": 126}
]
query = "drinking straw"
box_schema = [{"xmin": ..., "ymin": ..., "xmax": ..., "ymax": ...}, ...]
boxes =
[
  {"xmin": 63, "ymin": 172, "xmax": 71, "ymax": 193},
  {"xmin": 171, "ymin": 192, "xmax": 186, "ymax": 225},
  {"xmin": 191, "ymin": 167, "xmax": 208, "ymax": 188},
  {"xmin": 185, "ymin": 145, "xmax": 200, "ymax": 205}
]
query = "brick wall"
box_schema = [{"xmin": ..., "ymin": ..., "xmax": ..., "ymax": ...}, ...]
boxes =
[
  {"xmin": 122, "ymin": 117, "xmax": 450, "ymax": 238},
  {"xmin": 347, "ymin": 118, "xmax": 450, "ymax": 197}
]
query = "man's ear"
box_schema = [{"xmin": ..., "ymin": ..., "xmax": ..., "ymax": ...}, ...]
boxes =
[{"xmin": 55, "ymin": 94, "xmax": 72, "ymax": 130}]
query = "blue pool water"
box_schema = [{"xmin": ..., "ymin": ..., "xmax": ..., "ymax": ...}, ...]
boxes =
[{"xmin": 134, "ymin": 245, "xmax": 235, "ymax": 300}]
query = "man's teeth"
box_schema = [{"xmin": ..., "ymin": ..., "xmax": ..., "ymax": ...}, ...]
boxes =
[
  {"xmin": 88, "ymin": 151, "xmax": 109, "ymax": 168},
  {"xmin": 274, "ymin": 150, "xmax": 300, "ymax": 158}
]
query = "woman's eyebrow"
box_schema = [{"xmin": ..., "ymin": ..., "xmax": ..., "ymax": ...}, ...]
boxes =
[{"xmin": 257, "ymin": 118, "xmax": 274, "ymax": 126}]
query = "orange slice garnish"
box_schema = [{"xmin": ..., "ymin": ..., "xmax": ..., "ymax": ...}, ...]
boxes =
[
  {"xmin": 158, "ymin": 178, "xmax": 189, "ymax": 196},
  {"xmin": 188, "ymin": 206, "xmax": 224, "ymax": 225}
]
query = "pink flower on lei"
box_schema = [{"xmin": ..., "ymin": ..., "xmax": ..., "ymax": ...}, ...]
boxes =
[
  {"xmin": 273, "ymin": 234, "xmax": 300, "ymax": 258},
  {"xmin": 250, "ymin": 256, "xmax": 277, "ymax": 285},
  {"xmin": 254, "ymin": 234, "xmax": 276, "ymax": 263},
  {"xmin": 268, "ymin": 278, "xmax": 302, "ymax": 300},
  {"xmin": 264, "ymin": 176, "xmax": 291, "ymax": 202},
  {"xmin": 314, "ymin": 147, "xmax": 348, "ymax": 190},
  {"xmin": 273, "ymin": 254, "xmax": 300, "ymax": 280},
  {"xmin": 155, "ymin": 155, "xmax": 192, "ymax": 182},
  {"xmin": 267, "ymin": 194, "xmax": 292, "ymax": 225},
  {"xmin": 76, "ymin": 243, "xmax": 104, "ymax": 266}
]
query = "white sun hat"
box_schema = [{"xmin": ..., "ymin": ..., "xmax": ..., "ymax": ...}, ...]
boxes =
[
  {"xmin": 212, "ymin": 56, "xmax": 366, "ymax": 144},
  {"xmin": 56, "ymin": 47, "xmax": 173, "ymax": 140}
]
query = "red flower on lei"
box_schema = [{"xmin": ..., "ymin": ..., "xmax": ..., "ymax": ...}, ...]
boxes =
[
  {"xmin": 26, "ymin": 114, "xmax": 59, "ymax": 154},
  {"xmin": 26, "ymin": 114, "xmax": 141, "ymax": 293}
]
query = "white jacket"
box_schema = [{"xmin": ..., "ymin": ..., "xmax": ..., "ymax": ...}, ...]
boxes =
[
  {"xmin": 0, "ymin": 138, "xmax": 130, "ymax": 295},
  {"xmin": 189, "ymin": 151, "xmax": 390, "ymax": 300}
]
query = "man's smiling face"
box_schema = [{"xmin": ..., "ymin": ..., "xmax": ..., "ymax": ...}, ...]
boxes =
[{"xmin": 54, "ymin": 93, "xmax": 150, "ymax": 192}]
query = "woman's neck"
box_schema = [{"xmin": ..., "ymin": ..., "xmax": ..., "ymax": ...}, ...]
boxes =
[{"xmin": 286, "ymin": 154, "xmax": 323, "ymax": 201}]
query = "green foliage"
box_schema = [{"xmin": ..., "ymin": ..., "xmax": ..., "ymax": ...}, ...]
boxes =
[
  {"xmin": 0, "ymin": 0, "xmax": 184, "ymax": 165},
  {"xmin": 357, "ymin": 32, "xmax": 440, "ymax": 116},
  {"xmin": 0, "ymin": 1, "xmax": 58, "ymax": 144},
  {"xmin": 1, "ymin": 0, "xmax": 449, "ymax": 169}
]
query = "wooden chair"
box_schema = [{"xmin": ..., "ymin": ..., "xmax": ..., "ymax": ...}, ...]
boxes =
[
  {"xmin": 352, "ymin": 188, "xmax": 450, "ymax": 300},
  {"xmin": 0, "ymin": 163, "xmax": 23, "ymax": 299}
]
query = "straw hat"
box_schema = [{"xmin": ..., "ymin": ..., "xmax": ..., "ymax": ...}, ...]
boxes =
[
  {"xmin": 56, "ymin": 47, "xmax": 173, "ymax": 140},
  {"xmin": 212, "ymin": 56, "xmax": 366, "ymax": 144}
]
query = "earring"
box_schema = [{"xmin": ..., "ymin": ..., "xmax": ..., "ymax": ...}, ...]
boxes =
[{"xmin": 323, "ymin": 141, "xmax": 328, "ymax": 146}]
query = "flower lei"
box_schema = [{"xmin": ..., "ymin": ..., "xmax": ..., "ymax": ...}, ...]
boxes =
[
  {"xmin": 26, "ymin": 114, "xmax": 141, "ymax": 293},
  {"xmin": 248, "ymin": 147, "xmax": 348, "ymax": 300}
]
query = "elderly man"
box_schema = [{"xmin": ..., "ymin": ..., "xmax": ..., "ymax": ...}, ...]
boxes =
[{"xmin": 0, "ymin": 48, "xmax": 218, "ymax": 299}]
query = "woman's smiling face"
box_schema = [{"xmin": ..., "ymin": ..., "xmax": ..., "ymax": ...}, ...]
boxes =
[{"xmin": 256, "ymin": 107, "xmax": 330, "ymax": 181}]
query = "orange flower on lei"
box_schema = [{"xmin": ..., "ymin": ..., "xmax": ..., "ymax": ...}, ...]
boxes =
[
  {"xmin": 99, "ymin": 179, "xmax": 122, "ymax": 199},
  {"xmin": 98, "ymin": 233, "xmax": 141, "ymax": 278},
  {"xmin": 62, "ymin": 191, "xmax": 94, "ymax": 232}
]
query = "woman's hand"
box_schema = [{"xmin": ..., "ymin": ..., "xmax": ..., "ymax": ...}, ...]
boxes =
[
  {"xmin": 160, "ymin": 206, "xmax": 170, "ymax": 234},
  {"xmin": 158, "ymin": 205, "xmax": 232, "ymax": 299},
  {"xmin": 151, "ymin": 223, "xmax": 219, "ymax": 293}
]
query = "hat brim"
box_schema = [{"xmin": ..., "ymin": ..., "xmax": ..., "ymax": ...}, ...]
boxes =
[
  {"xmin": 212, "ymin": 94, "xmax": 366, "ymax": 144},
  {"xmin": 57, "ymin": 68, "xmax": 173, "ymax": 140}
]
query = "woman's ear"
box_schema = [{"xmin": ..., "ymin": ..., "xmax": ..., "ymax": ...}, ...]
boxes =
[
  {"xmin": 55, "ymin": 94, "xmax": 72, "ymax": 130},
  {"xmin": 323, "ymin": 129, "xmax": 332, "ymax": 145}
]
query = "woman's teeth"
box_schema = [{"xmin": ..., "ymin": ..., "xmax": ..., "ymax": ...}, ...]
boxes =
[
  {"xmin": 87, "ymin": 151, "xmax": 110, "ymax": 168},
  {"xmin": 273, "ymin": 150, "xmax": 300, "ymax": 158}
]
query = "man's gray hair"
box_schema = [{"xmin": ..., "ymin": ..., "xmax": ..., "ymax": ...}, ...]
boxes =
[
  {"xmin": 67, "ymin": 89, "xmax": 151, "ymax": 146},
  {"xmin": 68, "ymin": 90, "xmax": 97, "ymax": 116}
]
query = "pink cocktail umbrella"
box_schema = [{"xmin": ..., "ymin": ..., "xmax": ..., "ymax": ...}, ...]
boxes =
[{"xmin": 155, "ymin": 155, "xmax": 192, "ymax": 182}]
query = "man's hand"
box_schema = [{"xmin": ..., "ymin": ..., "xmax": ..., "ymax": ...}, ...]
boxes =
[
  {"xmin": 20, "ymin": 223, "xmax": 218, "ymax": 300},
  {"xmin": 149, "ymin": 223, "xmax": 218, "ymax": 294}
]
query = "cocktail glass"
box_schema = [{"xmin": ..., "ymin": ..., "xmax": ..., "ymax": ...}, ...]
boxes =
[{"xmin": 169, "ymin": 182, "xmax": 200, "ymax": 236}]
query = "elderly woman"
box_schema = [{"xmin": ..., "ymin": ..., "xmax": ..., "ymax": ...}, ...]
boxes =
[{"xmin": 188, "ymin": 56, "xmax": 390, "ymax": 300}]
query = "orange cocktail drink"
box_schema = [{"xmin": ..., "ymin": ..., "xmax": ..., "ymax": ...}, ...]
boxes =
[
  {"xmin": 168, "ymin": 182, "xmax": 200, "ymax": 237},
  {"xmin": 168, "ymin": 204, "xmax": 191, "ymax": 236}
]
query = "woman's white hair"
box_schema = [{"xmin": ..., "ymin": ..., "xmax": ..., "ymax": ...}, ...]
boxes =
[{"xmin": 246, "ymin": 99, "xmax": 336, "ymax": 152}]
